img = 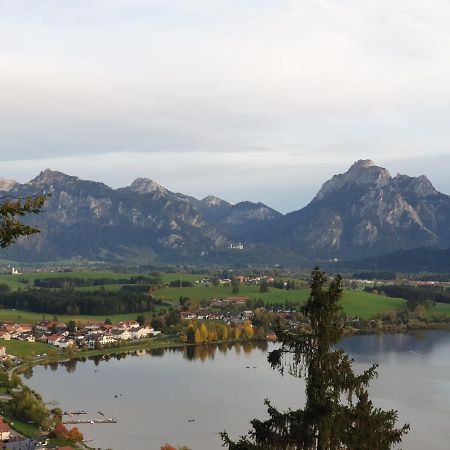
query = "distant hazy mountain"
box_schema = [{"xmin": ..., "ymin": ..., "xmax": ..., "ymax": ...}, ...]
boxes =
[
  {"xmin": 2, "ymin": 160, "xmax": 450, "ymax": 264},
  {"xmin": 0, "ymin": 170, "xmax": 278, "ymax": 262}
]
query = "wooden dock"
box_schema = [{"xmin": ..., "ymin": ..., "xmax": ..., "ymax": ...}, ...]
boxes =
[
  {"xmin": 63, "ymin": 418, "xmax": 117, "ymax": 425},
  {"xmin": 63, "ymin": 410, "xmax": 87, "ymax": 416}
]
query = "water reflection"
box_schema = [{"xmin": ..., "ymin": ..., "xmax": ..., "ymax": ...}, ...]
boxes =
[{"xmin": 39, "ymin": 341, "xmax": 270, "ymax": 373}]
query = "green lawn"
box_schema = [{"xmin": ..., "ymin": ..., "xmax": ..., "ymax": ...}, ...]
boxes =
[
  {"xmin": 156, "ymin": 284, "xmax": 310, "ymax": 303},
  {"xmin": 0, "ymin": 339, "xmax": 52, "ymax": 358},
  {"xmin": 339, "ymin": 291, "xmax": 406, "ymax": 320}
]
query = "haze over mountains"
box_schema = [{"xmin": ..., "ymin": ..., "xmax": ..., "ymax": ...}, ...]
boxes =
[{"xmin": 1, "ymin": 160, "xmax": 450, "ymax": 266}]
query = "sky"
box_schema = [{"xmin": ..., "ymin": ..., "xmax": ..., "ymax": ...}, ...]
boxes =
[{"xmin": 1, "ymin": 0, "xmax": 450, "ymax": 212}]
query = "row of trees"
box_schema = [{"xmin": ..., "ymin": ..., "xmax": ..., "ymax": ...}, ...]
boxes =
[
  {"xmin": 0, "ymin": 287, "xmax": 158, "ymax": 315},
  {"xmin": 34, "ymin": 275, "xmax": 162, "ymax": 288},
  {"xmin": 181, "ymin": 321, "xmax": 256, "ymax": 344},
  {"xmin": 365, "ymin": 284, "xmax": 450, "ymax": 307}
]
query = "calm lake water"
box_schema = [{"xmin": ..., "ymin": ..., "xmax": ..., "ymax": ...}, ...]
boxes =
[{"xmin": 24, "ymin": 331, "xmax": 450, "ymax": 450}]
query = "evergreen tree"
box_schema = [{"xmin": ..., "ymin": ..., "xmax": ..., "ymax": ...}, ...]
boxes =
[{"xmin": 222, "ymin": 267, "xmax": 409, "ymax": 450}]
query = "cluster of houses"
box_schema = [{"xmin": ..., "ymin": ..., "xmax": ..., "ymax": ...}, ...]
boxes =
[
  {"xmin": 195, "ymin": 276, "xmax": 275, "ymax": 286},
  {"xmin": 180, "ymin": 305, "xmax": 256, "ymax": 325},
  {"xmin": 43, "ymin": 319, "xmax": 161, "ymax": 350},
  {"xmin": 0, "ymin": 319, "xmax": 161, "ymax": 353}
]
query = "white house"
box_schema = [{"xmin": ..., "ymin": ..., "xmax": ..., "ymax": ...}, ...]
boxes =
[
  {"xmin": 130, "ymin": 326, "xmax": 154, "ymax": 340},
  {"xmin": 98, "ymin": 334, "xmax": 116, "ymax": 346},
  {"xmin": 112, "ymin": 329, "xmax": 131, "ymax": 341}
]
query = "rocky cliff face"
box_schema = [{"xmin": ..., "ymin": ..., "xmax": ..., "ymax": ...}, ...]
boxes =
[
  {"xmin": 0, "ymin": 178, "xmax": 18, "ymax": 191},
  {"xmin": 262, "ymin": 160, "xmax": 450, "ymax": 257}
]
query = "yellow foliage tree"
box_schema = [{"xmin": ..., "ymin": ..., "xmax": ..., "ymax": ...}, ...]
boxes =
[
  {"xmin": 194, "ymin": 328, "xmax": 202, "ymax": 344},
  {"xmin": 200, "ymin": 323, "xmax": 209, "ymax": 343},
  {"xmin": 221, "ymin": 325, "xmax": 229, "ymax": 341},
  {"xmin": 243, "ymin": 320, "xmax": 254, "ymax": 339}
]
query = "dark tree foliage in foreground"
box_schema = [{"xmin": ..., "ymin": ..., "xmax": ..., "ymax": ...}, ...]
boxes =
[
  {"xmin": 0, "ymin": 194, "xmax": 48, "ymax": 248},
  {"xmin": 222, "ymin": 267, "xmax": 409, "ymax": 450}
]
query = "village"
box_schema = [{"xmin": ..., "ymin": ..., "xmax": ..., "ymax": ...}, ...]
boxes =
[{"xmin": 0, "ymin": 319, "xmax": 162, "ymax": 362}]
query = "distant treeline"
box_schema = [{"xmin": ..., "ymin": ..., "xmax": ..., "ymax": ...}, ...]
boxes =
[
  {"xmin": 413, "ymin": 274, "xmax": 450, "ymax": 282},
  {"xmin": 352, "ymin": 271, "xmax": 396, "ymax": 280},
  {"xmin": 272, "ymin": 280, "xmax": 297, "ymax": 290},
  {"xmin": 169, "ymin": 280, "xmax": 194, "ymax": 288},
  {"xmin": 33, "ymin": 275, "xmax": 162, "ymax": 289},
  {"xmin": 0, "ymin": 288, "xmax": 158, "ymax": 315},
  {"xmin": 364, "ymin": 285, "xmax": 450, "ymax": 309}
]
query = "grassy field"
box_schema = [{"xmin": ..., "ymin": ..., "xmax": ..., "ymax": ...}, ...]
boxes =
[
  {"xmin": 0, "ymin": 339, "xmax": 52, "ymax": 357},
  {"xmin": 429, "ymin": 302, "xmax": 450, "ymax": 317},
  {"xmin": 156, "ymin": 284, "xmax": 407, "ymax": 319},
  {"xmin": 0, "ymin": 270, "xmax": 142, "ymax": 291},
  {"xmin": 0, "ymin": 271, "xmax": 207, "ymax": 293}
]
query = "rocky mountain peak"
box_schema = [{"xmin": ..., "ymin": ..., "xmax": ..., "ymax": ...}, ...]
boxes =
[
  {"xmin": 128, "ymin": 178, "xmax": 169, "ymax": 195},
  {"xmin": 314, "ymin": 160, "xmax": 391, "ymax": 201},
  {"xmin": 201, "ymin": 195, "xmax": 230, "ymax": 207},
  {"xmin": 393, "ymin": 174, "xmax": 438, "ymax": 198},
  {"xmin": 349, "ymin": 159, "xmax": 375, "ymax": 171},
  {"xmin": 29, "ymin": 169, "xmax": 78, "ymax": 187},
  {"xmin": 0, "ymin": 178, "xmax": 18, "ymax": 191}
]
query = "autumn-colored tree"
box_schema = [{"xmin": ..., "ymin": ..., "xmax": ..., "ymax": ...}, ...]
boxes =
[
  {"xmin": 208, "ymin": 330, "xmax": 218, "ymax": 342},
  {"xmin": 67, "ymin": 427, "xmax": 84, "ymax": 443},
  {"xmin": 234, "ymin": 327, "xmax": 241, "ymax": 341},
  {"xmin": 199, "ymin": 323, "xmax": 209, "ymax": 343},
  {"xmin": 243, "ymin": 320, "xmax": 254, "ymax": 339},
  {"xmin": 194, "ymin": 328, "xmax": 202, "ymax": 344},
  {"xmin": 53, "ymin": 423, "xmax": 69, "ymax": 439},
  {"xmin": 221, "ymin": 324, "xmax": 229, "ymax": 340}
]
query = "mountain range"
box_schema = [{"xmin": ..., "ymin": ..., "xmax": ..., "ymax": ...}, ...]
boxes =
[{"xmin": 2, "ymin": 159, "xmax": 450, "ymax": 266}]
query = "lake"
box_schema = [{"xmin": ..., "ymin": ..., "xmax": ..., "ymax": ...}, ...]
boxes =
[{"xmin": 24, "ymin": 331, "xmax": 450, "ymax": 450}]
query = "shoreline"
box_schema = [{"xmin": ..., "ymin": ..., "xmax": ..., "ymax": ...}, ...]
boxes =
[{"xmin": 6, "ymin": 325, "xmax": 450, "ymax": 446}]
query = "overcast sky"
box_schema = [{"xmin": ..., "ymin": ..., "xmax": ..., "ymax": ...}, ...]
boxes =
[{"xmin": 1, "ymin": 0, "xmax": 450, "ymax": 212}]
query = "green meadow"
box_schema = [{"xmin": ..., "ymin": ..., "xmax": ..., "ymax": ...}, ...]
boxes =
[
  {"xmin": 0, "ymin": 271, "xmax": 449, "ymax": 322},
  {"xmin": 157, "ymin": 284, "xmax": 407, "ymax": 320}
]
